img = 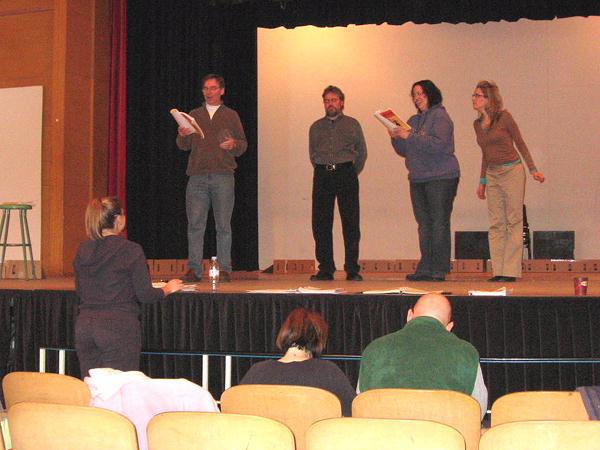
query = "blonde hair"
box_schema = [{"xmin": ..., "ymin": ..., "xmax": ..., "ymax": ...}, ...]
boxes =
[
  {"xmin": 476, "ymin": 80, "xmax": 504, "ymax": 125},
  {"xmin": 84, "ymin": 197, "xmax": 122, "ymax": 240}
]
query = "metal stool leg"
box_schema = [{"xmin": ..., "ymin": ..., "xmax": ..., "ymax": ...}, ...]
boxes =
[
  {"xmin": 21, "ymin": 209, "xmax": 36, "ymax": 279},
  {"xmin": 0, "ymin": 211, "xmax": 10, "ymax": 278},
  {"xmin": 18, "ymin": 210, "xmax": 35, "ymax": 280}
]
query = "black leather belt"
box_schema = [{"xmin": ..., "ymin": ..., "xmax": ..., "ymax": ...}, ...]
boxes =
[{"xmin": 316, "ymin": 161, "xmax": 353, "ymax": 171}]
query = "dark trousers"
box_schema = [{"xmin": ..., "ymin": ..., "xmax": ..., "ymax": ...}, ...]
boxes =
[
  {"xmin": 410, "ymin": 177, "xmax": 459, "ymax": 277},
  {"xmin": 75, "ymin": 312, "xmax": 141, "ymax": 378},
  {"xmin": 312, "ymin": 163, "xmax": 360, "ymax": 274}
]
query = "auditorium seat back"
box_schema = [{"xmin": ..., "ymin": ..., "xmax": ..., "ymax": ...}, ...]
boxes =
[
  {"xmin": 2, "ymin": 371, "xmax": 91, "ymax": 409},
  {"xmin": 479, "ymin": 420, "xmax": 600, "ymax": 450},
  {"xmin": 306, "ymin": 417, "xmax": 465, "ymax": 450},
  {"xmin": 220, "ymin": 384, "xmax": 341, "ymax": 450},
  {"xmin": 8, "ymin": 402, "xmax": 138, "ymax": 450},
  {"xmin": 490, "ymin": 391, "xmax": 589, "ymax": 426},
  {"xmin": 147, "ymin": 411, "xmax": 295, "ymax": 450},
  {"xmin": 352, "ymin": 388, "xmax": 480, "ymax": 450}
]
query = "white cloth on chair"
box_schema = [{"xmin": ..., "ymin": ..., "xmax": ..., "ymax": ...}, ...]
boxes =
[{"xmin": 85, "ymin": 369, "xmax": 219, "ymax": 450}]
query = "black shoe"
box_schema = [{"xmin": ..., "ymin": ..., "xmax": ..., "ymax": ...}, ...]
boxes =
[
  {"xmin": 182, "ymin": 270, "xmax": 202, "ymax": 283},
  {"xmin": 346, "ymin": 272, "xmax": 363, "ymax": 281},
  {"xmin": 406, "ymin": 273, "xmax": 432, "ymax": 281},
  {"xmin": 310, "ymin": 271, "xmax": 334, "ymax": 281},
  {"xmin": 430, "ymin": 275, "xmax": 445, "ymax": 282},
  {"xmin": 489, "ymin": 275, "xmax": 517, "ymax": 282}
]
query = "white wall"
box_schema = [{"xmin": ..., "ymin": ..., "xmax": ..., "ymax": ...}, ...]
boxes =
[
  {"xmin": 257, "ymin": 17, "xmax": 600, "ymax": 269},
  {"xmin": 0, "ymin": 86, "xmax": 43, "ymax": 260}
]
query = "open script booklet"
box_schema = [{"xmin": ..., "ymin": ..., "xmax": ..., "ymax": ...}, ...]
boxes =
[
  {"xmin": 170, "ymin": 108, "xmax": 205, "ymax": 138},
  {"xmin": 374, "ymin": 108, "xmax": 411, "ymax": 131},
  {"xmin": 362, "ymin": 287, "xmax": 444, "ymax": 295}
]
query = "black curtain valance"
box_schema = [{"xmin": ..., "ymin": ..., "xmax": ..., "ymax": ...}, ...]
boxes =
[{"xmin": 226, "ymin": 0, "xmax": 599, "ymax": 28}]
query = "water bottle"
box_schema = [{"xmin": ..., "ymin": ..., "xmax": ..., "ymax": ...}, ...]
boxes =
[{"xmin": 208, "ymin": 256, "xmax": 220, "ymax": 291}]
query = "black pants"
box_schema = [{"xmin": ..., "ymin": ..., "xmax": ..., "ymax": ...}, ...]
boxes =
[
  {"xmin": 410, "ymin": 177, "xmax": 459, "ymax": 277},
  {"xmin": 75, "ymin": 312, "xmax": 141, "ymax": 378},
  {"xmin": 312, "ymin": 163, "xmax": 360, "ymax": 274}
]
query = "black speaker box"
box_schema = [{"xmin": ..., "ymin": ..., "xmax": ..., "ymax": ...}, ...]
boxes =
[
  {"xmin": 454, "ymin": 231, "xmax": 490, "ymax": 259},
  {"xmin": 533, "ymin": 231, "xmax": 574, "ymax": 259}
]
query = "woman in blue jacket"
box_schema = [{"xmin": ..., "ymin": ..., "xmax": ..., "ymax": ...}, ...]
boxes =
[{"xmin": 390, "ymin": 80, "xmax": 460, "ymax": 281}]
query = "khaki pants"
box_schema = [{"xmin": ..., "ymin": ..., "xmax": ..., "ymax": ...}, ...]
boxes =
[{"xmin": 486, "ymin": 163, "xmax": 526, "ymax": 277}]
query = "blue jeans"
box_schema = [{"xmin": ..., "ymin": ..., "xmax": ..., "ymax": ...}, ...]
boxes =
[
  {"xmin": 410, "ymin": 177, "xmax": 459, "ymax": 277},
  {"xmin": 186, "ymin": 174, "xmax": 235, "ymax": 273}
]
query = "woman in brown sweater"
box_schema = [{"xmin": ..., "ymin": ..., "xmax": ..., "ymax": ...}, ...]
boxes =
[{"xmin": 472, "ymin": 81, "xmax": 545, "ymax": 282}]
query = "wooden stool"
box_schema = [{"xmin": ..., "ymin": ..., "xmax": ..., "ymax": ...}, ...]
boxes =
[{"xmin": 0, "ymin": 203, "xmax": 36, "ymax": 280}]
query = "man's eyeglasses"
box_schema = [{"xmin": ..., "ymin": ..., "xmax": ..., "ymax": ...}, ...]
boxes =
[{"xmin": 203, "ymin": 86, "xmax": 221, "ymax": 91}]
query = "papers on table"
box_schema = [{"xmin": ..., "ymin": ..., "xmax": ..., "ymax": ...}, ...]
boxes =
[
  {"xmin": 362, "ymin": 287, "xmax": 444, "ymax": 295},
  {"xmin": 246, "ymin": 286, "xmax": 345, "ymax": 294},
  {"xmin": 154, "ymin": 281, "xmax": 198, "ymax": 292},
  {"xmin": 468, "ymin": 287, "xmax": 509, "ymax": 296}
]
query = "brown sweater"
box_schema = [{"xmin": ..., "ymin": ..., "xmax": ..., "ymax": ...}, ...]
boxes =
[
  {"xmin": 176, "ymin": 103, "xmax": 247, "ymax": 175},
  {"xmin": 474, "ymin": 110, "xmax": 537, "ymax": 179}
]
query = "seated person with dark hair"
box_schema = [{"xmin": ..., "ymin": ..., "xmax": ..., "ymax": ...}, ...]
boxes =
[{"xmin": 240, "ymin": 307, "xmax": 356, "ymax": 416}]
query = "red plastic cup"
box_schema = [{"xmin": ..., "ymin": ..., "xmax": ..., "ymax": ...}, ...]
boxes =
[{"xmin": 574, "ymin": 277, "xmax": 588, "ymax": 296}]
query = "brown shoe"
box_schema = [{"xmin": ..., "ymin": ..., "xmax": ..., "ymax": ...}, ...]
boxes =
[
  {"xmin": 220, "ymin": 271, "xmax": 231, "ymax": 282},
  {"xmin": 181, "ymin": 269, "xmax": 202, "ymax": 283}
]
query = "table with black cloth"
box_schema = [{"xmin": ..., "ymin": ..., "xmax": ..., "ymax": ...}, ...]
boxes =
[{"xmin": 0, "ymin": 289, "xmax": 599, "ymax": 406}]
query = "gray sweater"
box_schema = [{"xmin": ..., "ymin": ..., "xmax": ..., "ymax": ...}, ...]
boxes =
[{"xmin": 391, "ymin": 104, "xmax": 460, "ymax": 183}]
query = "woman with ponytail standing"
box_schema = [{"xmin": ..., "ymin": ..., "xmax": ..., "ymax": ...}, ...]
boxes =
[{"xmin": 74, "ymin": 197, "xmax": 182, "ymax": 377}]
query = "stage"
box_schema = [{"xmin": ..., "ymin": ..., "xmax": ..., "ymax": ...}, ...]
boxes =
[
  {"xmin": 0, "ymin": 270, "xmax": 598, "ymax": 296},
  {"xmin": 1, "ymin": 272, "xmax": 599, "ymax": 407}
]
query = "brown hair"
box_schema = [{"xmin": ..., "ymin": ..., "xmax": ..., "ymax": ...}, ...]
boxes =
[
  {"xmin": 476, "ymin": 80, "xmax": 504, "ymax": 125},
  {"xmin": 275, "ymin": 308, "xmax": 329, "ymax": 357},
  {"xmin": 322, "ymin": 85, "xmax": 345, "ymax": 102},
  {"xmin": 201, "ymin": 73, "xmax": 225, "ymax": 89},
  {"xmin": 84, "ymin": 197, "xmax": 122, "ymax": 240}
]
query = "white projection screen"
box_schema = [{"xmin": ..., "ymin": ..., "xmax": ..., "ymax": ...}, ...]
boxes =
[
  {"xmin": 0, "ymin": 85, "xmax": 43, "ymax": 262},
  {"xmin": 257, "ymin": 17, "xmax": 600, "ymax": 270}
]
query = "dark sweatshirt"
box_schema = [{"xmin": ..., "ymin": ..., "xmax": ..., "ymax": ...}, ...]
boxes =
[
  {"xmin": 240, "ymin": 358, "xmax": 356, "ymax": 416},
  {"xmin": 73, "ymin": 235, "xmax": 163, "ymax": 317}
]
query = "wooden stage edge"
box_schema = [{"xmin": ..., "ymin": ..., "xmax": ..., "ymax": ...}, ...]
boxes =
[{"xmin": 1, "ymin": 271, "xmax": 599, "ymax": 297}]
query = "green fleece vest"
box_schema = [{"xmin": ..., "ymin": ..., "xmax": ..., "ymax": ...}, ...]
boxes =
[{"xmin": 359, "ymin": 316, "xmax": 479, "ymax": 394}]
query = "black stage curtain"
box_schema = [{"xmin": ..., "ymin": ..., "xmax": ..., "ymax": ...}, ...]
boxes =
[
  {"xmin": 125, "ymin": 0, "xmax": 597, "ymax": 268},
  {"xmin": 3, "ymin": 290, "xmax": 599, "ymax": 405},
  {"xmin": 126, "ymin": 1, "xmax": 258, "ymax": 270}
]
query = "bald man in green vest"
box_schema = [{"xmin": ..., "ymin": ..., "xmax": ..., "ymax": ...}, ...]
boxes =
[{"xmin": 358, "ymin": 293, "xmax": 488, "ymax": 420}]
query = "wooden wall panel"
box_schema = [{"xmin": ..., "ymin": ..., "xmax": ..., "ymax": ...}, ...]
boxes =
[{"xmin": 0, "ymin": 0, "xmax": 111, "ymax": 276}]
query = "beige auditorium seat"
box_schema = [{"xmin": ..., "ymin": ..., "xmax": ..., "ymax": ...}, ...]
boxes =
[
  {"xmin": 220, "ymin": 384, "xmax": 341, "ymax": 450},
  {"xmin": 352, "ymin": 388, "xmax": 480, "ymax": 450},
  {"xmin": 8, "ymin": 402, "xmax": 138, "ymax": 450},
  {"xmin": 479, "ymin": 420, "xmax": 600, "ymax": 450},
  {"xmin": 306, "ymin": 417, "xmax": 465, "ymax": 450},
  {"xmin": 147, "ymin": 411, "xmax": 295, "ymax": 450},
  {"xmin": 2, "ymin": 371, "xmax": 90, "ymax": 408},
  {"xmin": 490, "ymin": 391, "xmax": 589, "ymax": 426}
]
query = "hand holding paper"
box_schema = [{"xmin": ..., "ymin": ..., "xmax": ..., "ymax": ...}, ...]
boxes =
[
  {"xmin": 170, "ymin": 109, "xmax": 205, "ymax": 138},
  {"xmin": 374, "ymin": 109, "xmax": 411, "ymax": 132}
]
